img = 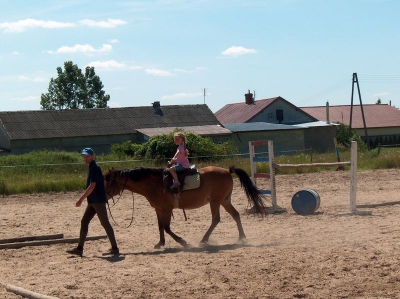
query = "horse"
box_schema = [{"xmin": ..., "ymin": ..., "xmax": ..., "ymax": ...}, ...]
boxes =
[{"xmin": 104, "ymin": 165, "xmax": 266, "ymax": 249}]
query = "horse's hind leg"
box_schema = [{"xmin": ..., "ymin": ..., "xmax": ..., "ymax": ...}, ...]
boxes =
[
  {"xmin": 222, "ymin": 195, "xmax": 246, "ymax": 240},
  {"xmin": 155, "ymin": 209, "xmax": 187, "ymax": 249},
  {"xmin": 200, "ymin": 201, "xmax": 221, "ymax": 243}
]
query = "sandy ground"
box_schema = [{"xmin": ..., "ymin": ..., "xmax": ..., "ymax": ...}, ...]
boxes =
[{"xmin": 1, "ymin": 168, "xmax": 400, "ymax": 299}]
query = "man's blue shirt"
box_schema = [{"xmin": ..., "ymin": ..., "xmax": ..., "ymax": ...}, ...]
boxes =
[{"xmin": 86, "ymin": 160, "xmax": 107, "ymax": 203}]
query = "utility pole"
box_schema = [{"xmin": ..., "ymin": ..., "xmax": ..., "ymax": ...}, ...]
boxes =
[
  {"xmin": 349, "ymin": 72, "xmax": 370, "ymax": 149},
  {"xmin": 203, "ymin": 88, "xmax": 206, "ymax": 104}
]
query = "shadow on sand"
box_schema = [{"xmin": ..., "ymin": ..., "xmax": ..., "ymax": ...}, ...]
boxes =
[{"xmin": 123, "ymin": 241, "xmax": 276, "ymax": 256}]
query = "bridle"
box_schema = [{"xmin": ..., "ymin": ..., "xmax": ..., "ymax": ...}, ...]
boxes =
[{"xmin": 105, "ymin": 170, "xmax": 135, "ymax": 228}]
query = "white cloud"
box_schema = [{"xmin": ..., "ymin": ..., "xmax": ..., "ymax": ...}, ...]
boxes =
[
  {"xmin": 87, "ymin": 60, "xmax": 142, "ymax": 70},
  {"xmin": 18, "ymin": 75, "xmax": 48, "ymax": 82},
  {"xmin": 0, "ymin": 18, "xmax": 127, "ymax": 33},
  {"xmin": 78, "ymin": 18, "xmax": 128, "ymax": 28},
  {"xmin": 221, "ymin": 46, "xmax": 258, "ymax": 57},
  {"xmin": 145, "ymin": 68, "xmax": 175, "ymax": 77},
  {"xmin": 373, "ymin": 92, "xmax": 391, "ymax": 97},
  {"xmin": 48, "ymin": 44, "xmax": 113, "ymax": 55},
  {"xmin": 33, "ymin": 76, "xmax": 47, "ymax": 82},
  {"xmin": 174, "ymin": 67, "xmax": 207, "ymax": 74},
  {"xmin": 108, "ymin": 39, "xmax": 120, "ymax": 43},
  {"xmin": 10, "ymin": 96, "xmax": 38, "ymax": 102},
  {"xmin": 12, "ymin": 51, "xmax": 20, "ymax": 55},
  {"xmin": 174, "ymin": 68, "xmax": 194, "ymax": 74},
  {"xmin": 0, "ymin": 18, "xmax": 74, "ymax": 33},
  {"xmin": 161, "ymin": 92, "xmax": 203, "ymax": 100}
]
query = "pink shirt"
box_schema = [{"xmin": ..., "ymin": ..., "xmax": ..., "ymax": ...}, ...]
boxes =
[{"xmin": 176, "ymin": 144, "xmax": 189, "ymax": 168}]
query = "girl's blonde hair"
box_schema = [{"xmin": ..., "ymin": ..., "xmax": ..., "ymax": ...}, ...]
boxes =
[{"xmin": 174, "ymin": 132, "xmax": 187, "ymax": 152}]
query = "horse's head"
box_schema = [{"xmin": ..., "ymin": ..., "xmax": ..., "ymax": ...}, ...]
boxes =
[{"xmin": 104, "ymin": 168, "xmax": 124, "ymax": 200}]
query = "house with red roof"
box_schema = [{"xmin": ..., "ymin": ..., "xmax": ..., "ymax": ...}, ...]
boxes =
[
  {"xmin": 216, "ymin": 91, "xmax": 400, "ymax": 151},
  {"xmin": 301, "ymin": 104, "xmax": 400, "ymax": 147},
  {"xmin": 215, "ymin": 92, "xmax": 337, "ymax": 154}
]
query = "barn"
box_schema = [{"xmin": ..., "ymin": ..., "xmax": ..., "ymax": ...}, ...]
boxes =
[{"xmin": 0, "ymin": 103, "xmax": 230, "ymax": 155}]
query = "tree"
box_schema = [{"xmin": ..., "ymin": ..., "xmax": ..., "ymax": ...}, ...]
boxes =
[
  {"xmin": 40, "ymin": 61, "xmax": 110, "ymax": 110},
  {"xmin": 335, "ymin": 122, "xmax": 368, "ymax": 151},
  {"xmin": 376, "ymin": 98, "xmax": 382, "ymax": 104}
]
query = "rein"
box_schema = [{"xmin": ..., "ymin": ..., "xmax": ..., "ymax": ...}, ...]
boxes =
[{"xmin": 106, "ymin": 171, "xmax": 135, "ymax": 228}]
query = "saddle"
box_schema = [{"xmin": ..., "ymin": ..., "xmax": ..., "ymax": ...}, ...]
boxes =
[{"xmin": 163, "ymin": 165, "xmax": 200, "ymax": 194}]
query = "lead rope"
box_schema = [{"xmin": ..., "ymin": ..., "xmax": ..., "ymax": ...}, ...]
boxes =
[
  {"xmin": 107, "ymin": 192, "xmax": 135, "ymax": 228},
  {"xmin": 126, "ymin": 192, "xmax": 135, "ymax": 228},
  {"xmin": 107, "ymin": 200, "xmax": 119, "ymax": 227},
  {"xmin": 107, "ymin": 172, "xmax": 134, "ymax": 228}
]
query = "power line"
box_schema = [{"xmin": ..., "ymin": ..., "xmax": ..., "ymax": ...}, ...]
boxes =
[
  {"xmin": 297, "ymin": 75, "xmax": 351, "ymax": 106},
  {"xmin": 298, "ymin": 74, "xmax": 400, "ymax": 107}
]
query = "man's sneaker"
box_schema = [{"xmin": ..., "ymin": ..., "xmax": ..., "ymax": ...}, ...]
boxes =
[
  {"xmin": 170, "ymin": 181, "xmax": 181, "ymax": 189},
  {"xmin": 104, "ymin": 248, "xmax": 120, "ymax": 256},
  {"xmin": 66, "ymin": 247, "xmax": 83, "ymax": 257}
]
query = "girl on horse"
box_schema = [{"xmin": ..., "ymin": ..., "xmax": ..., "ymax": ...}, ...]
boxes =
[{"xmin": 168, "ymin": 132, "xmax": 189, "ymax": 189}]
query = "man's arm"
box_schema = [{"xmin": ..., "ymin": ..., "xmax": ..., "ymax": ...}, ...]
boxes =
[{"xmin": 75, "ymin": 182, "xmax": 96, "ymax": 207}]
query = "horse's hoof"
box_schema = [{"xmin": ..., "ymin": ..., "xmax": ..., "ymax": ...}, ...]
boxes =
[
  {"xmin": 154, "ymin": 243, "xmax": 164, "ymax": 249},
  {"xmin": 179, "ymin": 240, "xmax": 188, "ymax": 248},
  {"xmin": 238, "ymin": 238, "xmax": 248, "ymax": 244}
]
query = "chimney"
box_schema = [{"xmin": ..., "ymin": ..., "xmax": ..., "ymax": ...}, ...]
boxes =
[
  {"xmin": 326, "ymin": 101, "xmax": 330, "ymax": 124},
  {"xmin": 244, "ymin": 90, "xmax": 254, "ymax": 105},
  {"xmin": 152, "ymin": 101, "xmax": 164, "ymax": 116}
]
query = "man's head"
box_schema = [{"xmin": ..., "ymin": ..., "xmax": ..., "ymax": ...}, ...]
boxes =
[{"xmin": 81, "ymin": 147, "xmax": 94, "ymax": 164}]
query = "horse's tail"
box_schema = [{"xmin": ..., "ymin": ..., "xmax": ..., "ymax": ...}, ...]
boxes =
[{"xmin": 229, "ymin": 166, "xmax": 266, "ymax": 215}]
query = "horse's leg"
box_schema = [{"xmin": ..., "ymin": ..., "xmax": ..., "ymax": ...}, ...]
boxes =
[
  {"xmin": 222, "ymin": 194, "xmax": 246, "ymax": 240},
  {"xmin": 154, "ymin": 210, "xmax": 166, "ymax": 249},
  {"xmin": 200, "ymin": 201, "xmax": 221, "ymax": 244},
  {"xmin": 163, "ymin": 210, "xmax": 188, "ymax": 248},
  {"xmin": 155, "ymin": 209, "xmax": 187, "ymax": 248}
]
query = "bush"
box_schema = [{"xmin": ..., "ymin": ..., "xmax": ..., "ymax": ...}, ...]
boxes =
[
  {"xmin": 335, "ymin": 122, "xmax": 368, "ymax": 151},
  {"xmin": 110, "ymin": 130, "xmax": 239, "ymax": 164},
  {"xmin": 111, "ymin": 141, "xmax": 145, "ymax": 160}
]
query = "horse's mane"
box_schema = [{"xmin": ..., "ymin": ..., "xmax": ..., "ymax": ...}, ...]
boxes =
[{"xmin": 119, "ymin": 167, "xmax": 165, "ymax": 181}]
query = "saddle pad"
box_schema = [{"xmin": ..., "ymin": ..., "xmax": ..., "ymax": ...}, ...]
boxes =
[{"xmin": 182, "ymin": 172, "xmax": 200, "ymax": 191}]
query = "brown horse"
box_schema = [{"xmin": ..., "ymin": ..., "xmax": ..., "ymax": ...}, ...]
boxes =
[{"xmin": 104, "ymin": 166, "xmax": 265, "ymax": 249}]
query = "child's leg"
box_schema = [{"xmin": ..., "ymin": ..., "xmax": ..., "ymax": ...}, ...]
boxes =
[
  {"xmin": 169, "ymin": 166, "xmax": 178, "ymax": 181},
  {"xmin": 169, "ymin": 166, "xmax": 181, "ymax": 189}
]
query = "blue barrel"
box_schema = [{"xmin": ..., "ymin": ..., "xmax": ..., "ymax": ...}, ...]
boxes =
[{"xmin": 291, "ymin": 189, "xmax": 320, "ymax": 215}]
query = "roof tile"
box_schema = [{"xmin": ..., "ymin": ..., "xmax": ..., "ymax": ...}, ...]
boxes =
[{"xmin": 300, "ymin": 104, "xmax": 400, "ymax": 129}]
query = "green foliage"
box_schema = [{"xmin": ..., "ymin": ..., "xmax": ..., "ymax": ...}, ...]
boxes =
[
  {"xmin": 40, "ymin": 61, "xmax": 110, "ymax": 110},
  {"xmin": 110, "ymin": 141, "xmax": 145, "ymax": 160},
  {"xmin": 0, "ymin": 144, "xmax": 399, "ymax": 195},
  {"xmin": 110, "ymin": 130, "xmax": 239, "ymax": 164},
  {"xmin": 335, "ymin": 122, "xmax": 368, "ymax": 151}
]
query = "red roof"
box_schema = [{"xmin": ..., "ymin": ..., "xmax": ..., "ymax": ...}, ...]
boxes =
[
  {"xmin": 300, "ymin": 104, "xmax": 400, "ymax": 129},
  {"xmin": 215, "ymin": 97, "xmax": 280, "ymax": 123}
]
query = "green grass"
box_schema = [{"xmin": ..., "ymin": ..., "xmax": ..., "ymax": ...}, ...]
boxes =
[{"xmin": 0, "ymin": 148, "xmax": 399, "ymax": 195}]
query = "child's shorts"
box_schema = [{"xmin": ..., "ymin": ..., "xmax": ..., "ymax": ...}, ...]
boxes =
[{"xmin": 173, "ymin": 164, "xmax": 187, "ymax": 172}]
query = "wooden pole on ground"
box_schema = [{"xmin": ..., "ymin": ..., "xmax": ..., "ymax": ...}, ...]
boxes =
[
  {"xmin": 0, "ymin": 234, "xmax": 64, "ymax": 245},
  {"xmin": 0, "ymin": 235, "xmax": 107, "ymax": 250},
  {"xmin": 6, "ymin": 284, "xmax": 60, "ymax": 299}
]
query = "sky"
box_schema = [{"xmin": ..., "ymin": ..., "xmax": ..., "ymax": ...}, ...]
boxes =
[{"xmin": 0, "ymin": 0, "xmax": 399, "ymax": 113}]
